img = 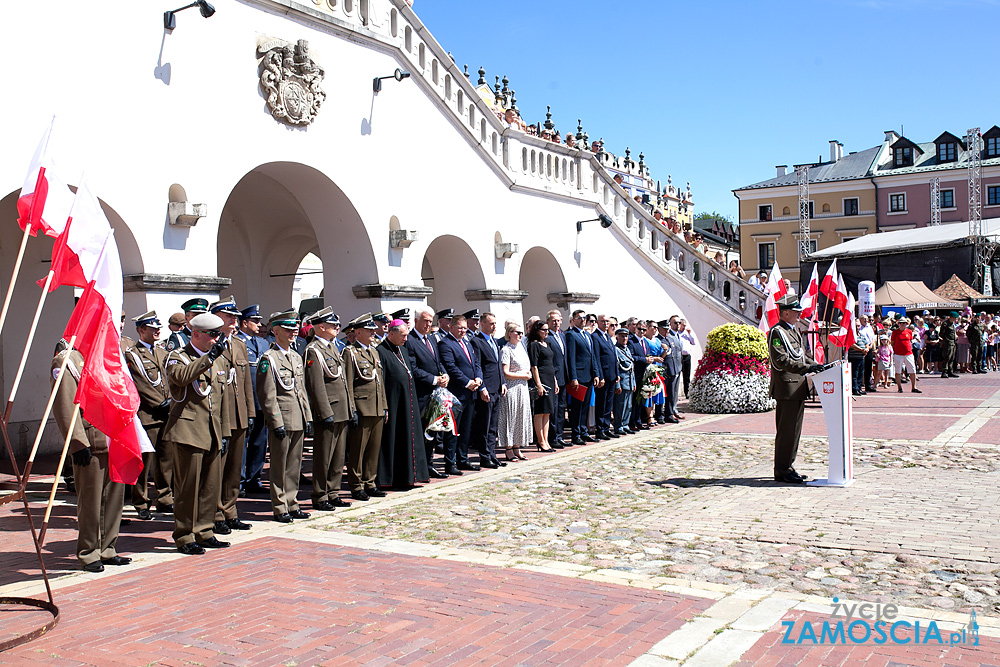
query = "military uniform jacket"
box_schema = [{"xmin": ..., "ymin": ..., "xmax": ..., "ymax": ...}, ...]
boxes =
[
  {"xmin": 125, "ymin": 341, "xmax": 170, "ymax": 427},
  {"xmin": 768, "ymin": 322, "xmax": 816, "ymax": 401},
  {"xmin": 163, "ymin": 344, "xmax": 228, "ymax": 450},
  {"xmin": 615, "ymin": 344, "xmax": 635, "ymax": 392},
  {"xmin": 304, "ymin": 337, "xmax": 356, "ymax": 423},
  {"xmin": 257, "ymin": 344, "xmax": 312, "ymax": 431},
  {"xmin": 165, "ymin": 328, "xmax": 191, "ymax": 352},
  {"xmin": 221, "ymin": 336, "xmax": 255, "ymax": 433},
  {"xmin": 342, "ymin": 341, "xmax": 387, "ymax": 418},
  {"xmin": 940, "ymin": 320, "xmax": 957, "ymax": 344},
  {"xmin": 52, "ymin": 350, "xmax": 108, "ymax": 454}
]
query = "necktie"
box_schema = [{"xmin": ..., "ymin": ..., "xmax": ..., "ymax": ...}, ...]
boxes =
[
  {"xmin": 459, "ymin": 339, "xmax": 472, "ymax": 364},
  {"xmin": 483, "ymin": 332, "xmax": 497, "ymax": 360},
  {"xmin": 423, "ymin": 334, "xmax": 434, "ymax": 357},
  {"xmin": 641, "ymin": 338, "xmax": 649, "ymax": 354}
]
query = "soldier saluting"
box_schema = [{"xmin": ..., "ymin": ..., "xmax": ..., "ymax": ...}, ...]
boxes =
[{"xmin": 768, "ymin": 295, "xmax": 823, "ymax": 485}]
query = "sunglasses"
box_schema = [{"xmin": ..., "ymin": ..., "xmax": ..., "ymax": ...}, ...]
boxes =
[
  {"xmin": 204, "ymin": 330, "xmax": 222, "ymax": 338},
  {"xmin": 512, "ymin": 331, "xmax": 523, "ymax": 335}
]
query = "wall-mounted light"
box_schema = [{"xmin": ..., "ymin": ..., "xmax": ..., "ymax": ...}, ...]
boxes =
[
  {"xmin": 576, "ymin": 213, "xmax": 613, "ymax": 234},
  {"xmin": 164, "ymin": 1, "xmax": 216, "ymax": 30},
  {"xmin": 373, "ymin": 68, "xmax": 411, "ymax": 93}
]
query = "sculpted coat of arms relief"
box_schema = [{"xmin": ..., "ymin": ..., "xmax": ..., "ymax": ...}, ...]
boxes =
[{"xmin": 257, "ymin": 37, "xmax": 326, "ymax": 126}]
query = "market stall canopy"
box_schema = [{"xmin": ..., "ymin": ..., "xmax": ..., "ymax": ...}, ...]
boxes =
[
  {"xmin": 934, "ymin": 274, "xmax": 984, "ymax": 301},
  {"xmin": 810, "ymin": 218, "xmax": 1000, "ymax": 260},
  {"xmin": 872, "ymin": 281, "xmax": 964, "ymax": 310}
]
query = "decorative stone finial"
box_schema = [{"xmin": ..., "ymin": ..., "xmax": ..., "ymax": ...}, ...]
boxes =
[
  {"xmin": 544, "ymin": 106, "xmax": 554, "ymax": 130},
  {"xmin": 510, "ymin": 89, "xmax": 518, "ymax": 112},
  {"xmin": 464, "ymin": 64, "xmax": 469, "ymax": 79},
  {"xmin": 477, "ymin": 66, "xmax": 486, "ymax": 86},
  {"xmin": 576, "ymin": 119, "xmax": 584, "ymax": 140},
  {"xmin": 501, "ymin": 75, "xmax": 509, "ymax": 95},
  {"xmin": 638, "ymin": 152, "xmax": 645, "ymax": 169}
]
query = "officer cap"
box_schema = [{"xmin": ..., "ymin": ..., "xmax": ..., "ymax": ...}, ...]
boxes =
[
  {"xmin": 268, "ymin": 310, "xmax": 300, "ymax": 330},
  {"xmin": 436, "ymin": 308, "xmax": 455, "ymax": 320},
  {"xmin": 132, "ymin": 311, "xmax": 162, "ymax": 328},
  {"xmin": 656, "ymin": 319, "xmax": 670, "ymax": 327},
  {"xmin": 341, "ymin": 322, "xmax": 356, "ymax": 334},
  {"xmin": 181, "ymin": 298, "xmax": 209, "ymax": 314},
  {"xmin": 210, "ymin": 296, "xmax": 241, "ymax": 316},
  {"xmin": 168, "ymin": 312, "xmax": 186, "ymax": 327},
  {"xmin": 240, "ymin": 304, "xmax": 262, "ymax": 321},
  {"xmin": 776, "ymin": 295, "xmax": 803, "ymax": 311},
  {"xmin": 614, "ymin": 327, "xmax": 629, "ymax": 335},
  {"xmin": 391, "ymin": 308, "xmax": 411, "ymax": 320},
  {"xmin": 349, "ymin": 313, "xmax": 378, "ymax": 330},
  {"xmin": 372, "ymin": 311, "xmax": 390, "ymax": 323},
  {"xmin": 306, "ymin": 307, "xmax": 340, "ymax": 326},
  {"xmin": 190, "ymin": 313, "xmax": 224, "ymax": 332},
  {"xmin": 462, "ymin": 308, "xmax": 481, "ymax": 320}
]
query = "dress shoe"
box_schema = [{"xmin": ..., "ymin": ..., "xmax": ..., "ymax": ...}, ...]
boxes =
[
  {"xmin": 774, "ymin": 472, "xmax": 806, "ymax": 484},
  {"xmin": 314, "ymin": 500, "xmax": 336, "ymax": 511},
  {"xmin": 365, "ymin": 489, "xmax": 387, "ymax": 498},
  {"xmin": 226, "ymin": 518, "xmax": 252, "ymax": 530},
  {"xmin": 457, "ymin": 463, "xmax": 480, "ymax": 471},
  {"xmin": 606, "ymin": 431, "xmax": 620, "ymax": 438},
  {"xmin": 664, "ymin": 416, "xmax": 679, "ymax": 424},
  {"xmin": 155, "ymin": 504, "xmax": 173, "ymax": 513},
  {"xmin": 444, "ymin": 465, "xmax": 463, "ymax": 476},
  {"xmin": 911, "ymin": 388, "xmax": 922, "ymax": 393},
  {"xmin": 594, "ymin": 433, "xmax": 610, "ymax": 441},
  {"xmin": 581, "ymin": 435, "xmax": 597, "ymax": 443},
  {"xmin": 213, "ymin": 520, "xmax": 232, "ymax": 535},
  {"xmin": 656, "ymin": 418, "xmax": 667, "ymax": 425},
  {"xmin": 177, "ymin": 542, "xmax": 206, "ymax": 555},
  {"xmin": 673, "ymin": 413, "xmax": 685, "ymax": 420},
  {"xmin": 274, "ymin": 513, "xmax": 294, "ymax": 523},
  {"xmin": 289, "ymin": 509, "xmax": 311, "ymax": 519},
  {"xmin": 492, "ymin": 458, "xmax": 507, "ymax": 467},
  {"xmin": 351, "ymin": 490, "xmax": 371, "ymax": 501},
  {"xmin": 238, "ymin": 489, "xmax": 246, "ymax": 498},
  {"xmin": 244, "ymin": 483, "xmax": 268, "ymax": 496},
  {"xmin": 136, "ymin": 508, "xmax": 152, "ymax": 521},
  {"xmin": 948, "ymin": 373, "xmax": 960, "ymax": 378},
  {"xmin": 83, "ymin": 561, "xmax": 105, "ymax": 573},
  {"xmin": 428, "ymin": 467, "xmax": 447, "ymax": 479},
  {"xmin": 101, "ymin": 555, "xmax": 132, "ymax": 566},
  {"xmin": 788, "ymin": 469, "xmax": 808, "ymax": 481},
  {"xmin": 198, "ymin": 537, "xmax": 231, "ymax": 548},
  {"xmin": 571, "ymin": 438, "xmax": 585, "ymax": 445},
  {"xmin": 330, "ymin": 498, "xmax": 352, "ymax": 508},
  {"xmin": 550, "ymin": 442, "xmax": 565, "ymax": 449},
  {"xmin": 480, "ymin": 459, "xmax": 499, "ymax": 469}
]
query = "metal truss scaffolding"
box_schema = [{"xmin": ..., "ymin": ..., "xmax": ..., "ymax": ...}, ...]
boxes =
[
  {"xmin": 930, "ymin": 177, "xmax": 941, "ymax": 227},
  {"xmin": 796, "ymin": 165, "xmax": 810, "ymax": 261}
]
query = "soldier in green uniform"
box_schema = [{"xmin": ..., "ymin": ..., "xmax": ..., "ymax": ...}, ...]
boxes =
[
  {"xmin": 939, "ymin": 311, "xmax": 959, "ymax": 378},
  {"xmin": 303, "ymin": 307, "xmax": 355, "ymax": 511},
  {"xmin": 257, "ymin": 310, "xmax": 313, "ymax": 523},
  {"xmin": 343, "ymin": 314, "xmax": 388, "ymax": 501},
  {"xmin": 768, "ymin": 295, "xmax": 823, "ymax": 484}
]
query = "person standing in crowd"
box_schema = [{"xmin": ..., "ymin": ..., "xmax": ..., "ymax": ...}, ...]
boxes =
[
  {"xmin": 469, "ymin": 312, "xmax": 506, "ymax": 469},
  {"xmin": 847, "ymin": 316, "xmax": 869, "ymax": 396},
  {"xmin": 404, "ymin": 306, "xmax": 448, "ymax": 478},
  {"xmin": 612, "ymin": 327, "xmax": 635, "ymax": 435},
  {"xmin": 527, "ymin": 319, "xmax": 556, "ymax": 452},
  {"xmin": 303, "ymin": 308, "xmax": 354, "ymax": 510},
  {"xmin": 343, "ymin": 314, "xmax": 388, "ymax": 499},
  {"xmin": 565, "ymin": 310, "xmax": 602, "ymax": 445},
  {"xmin": 939, "ymin": 311, "xmax": 958, "ymax": 378},
  {"xmin": 626, "ymin": 317, "xmax": 651, "ymax": 431},
  {"xmin": 376, "ymin": 320, "xmax": 429, "ymax": 488},
  {"xmin": 499, "ymin": 323, "xmax": 532, "ymax": 460},
  {"xmin": 235, "ymin": 305, "xmax": 269, "ymax": 495},
  {"xmin": 768, "ymin": 295, "xmax": 822, "ymax": 485},
  {"xmin": 167, "ymin": 312, "xmax": 186, "ymax": 337},
  {"xmin": 438, "ymin": 314, "xmax": 483, "ymax": 474},
  {"xmin": 678, "ymin": 318, "xmax": 696, "ymax": 398},
  {"xmin": 164, "ymin": 313, "xmax": 230, "ymax": 554},
  {"xmin": 257, "ymin": 310, "xmax": 313, "ymax": 522},
  {"xmin": 52, "ymin": 346, "xmax": 130, "ymax": 571},
  {"xmin": 967, "ymin": 314, "xmax": 983, "ymax": 374},
  {"xmin": 890, "ymin": 317, "xmax": 920, "ymax": 393},
  {"xmin": 591, "ymin": 314, "xmax": 619, "ymax": 440},
  {"xmin": 210, "ymin": 297, "xmax": 255, "ymax": 535},
  {"xmin": 165, "ymin": 298, "xmax": 208, "ymax": 351},
  {"xmin": 124, "ymin": 312, "xmax": 172, "ymax": 520},
  {"xmin": 544, "ymin": 310, "xmax": 568, "ymax": 448},
  {"xmin": 857, "ymin": 314, "xmax": 877, "ymax": 392},
  {"xmin": 431, "ymin": 308, "xmax": 454, "ymax": 344},
  {"xmin": 662, "ymin": 318, "xmax": 684, "ymax": 422}
]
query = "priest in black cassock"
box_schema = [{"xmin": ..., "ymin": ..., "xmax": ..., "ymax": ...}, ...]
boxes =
[{"xmin": 376, "ymin": 320, "xmax": 429, "ymax": 489}]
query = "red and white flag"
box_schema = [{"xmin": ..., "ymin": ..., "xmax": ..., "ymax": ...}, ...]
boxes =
[
  {"xmin": 833, "ymin": 275, "xmax": 849, "ymax": 312},
  {"xmin": 16, "ymin": 117, "xmax": 74, "ymax": 239},
  {"xmin": 58, "ymin": 185, "xmax": 150, "ymax": 484},
  {"xmin": 799, "ymin": 264, "xmax": 820, "ymax": 320},
  {"xmin": 808, "ymin": 313, "xmax": 825, "ymax": 364},
  {"xmin": 757, "ymin": 263, "xmax": 788, "ymax": 331},
  {"xmin": 828, "ymin": 293, "xmax": 857, "ymax": 349},
  {"xmin": 42, "ymin": 179, "xmax": 112, "ymax": 292},
  {"xmin": 819, "ymin": 258, "xmax": 839, "ymax": 301}
]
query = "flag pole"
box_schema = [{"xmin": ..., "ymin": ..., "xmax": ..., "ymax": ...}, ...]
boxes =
[
  {"xmin": 38, "ymin": 406, "xmax": 78, "ymax": 547},
  {"xmin": 2, "ymin": 271, "xmax": 55, "ymax": 424},
  {"xmin": 0, "ymin": 225, "xmax": 32, "ymax": 339},
  {"xmin": 21, "ymin": 334, "xmax": 77, "ymax": 483}
]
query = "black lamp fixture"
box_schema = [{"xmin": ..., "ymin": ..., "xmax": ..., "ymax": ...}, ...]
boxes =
[
  {"xmin": 576, "ymin": 214, "xmax": 614, "ymax": 234},
  {"xmin": 373, "ymin": 68, "xmax": 411, "ymax": 93},
  {"xmin": 164, "ymin": 0, "xmax": 216, "ymax": 30}
]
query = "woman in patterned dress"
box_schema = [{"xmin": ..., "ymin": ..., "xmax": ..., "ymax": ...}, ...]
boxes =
[{"xmin": 499, "ymin": 322, "xmax": 532, "ymax": 461}]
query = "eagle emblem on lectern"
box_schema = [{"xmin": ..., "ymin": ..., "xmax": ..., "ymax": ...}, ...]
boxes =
[{"xmin": 258, "ymin": 38, "xmax": 326, "ymax": 126}]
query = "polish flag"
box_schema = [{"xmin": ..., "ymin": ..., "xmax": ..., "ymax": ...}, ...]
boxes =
[
  {"xmin": 819, "ymin": 258, "xmax": 839, "ymax": 300},
  {"xmin": 757, "ymin": 263, "xmax": 788, "ymax": 331},
  {"xmin": 42, "ymin": 179, "xmax": 112, "ymax": 292},
  {"xmin": 833, "ymin": 275, "xmax": 849, "ymax": 312},
  {"xmin": 16, "ymin": 117, "xmax": 74, "ymax": 239},
  {"xmin": 59, "ymin": 187, "xmax": 149, "ymax": 485},
  {"xmin": 799, "ymin": 264, "xmax": 820, "ymax": 320},
  {"xmin": 808, "ymin": 313, "xmax": 825, "ymax": 364},
  {"xmin": 828, "ymin": 293, "xmax": 857, "ymax": 349}
]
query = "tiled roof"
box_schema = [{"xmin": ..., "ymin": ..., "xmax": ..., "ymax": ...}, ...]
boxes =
[
  {"xmin": 872, "ymin": 142, "xmax": 1000, "ymax": 176},
  {"xmin": 735, "ymin": 146, "xmax": 881, "ymax": 191},
  {"xmin": 935, "ymin": 274, "xmax": 984, "ymax": 300}
]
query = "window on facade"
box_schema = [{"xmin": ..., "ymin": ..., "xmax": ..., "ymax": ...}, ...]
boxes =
[
  {"xmin": 808, "ymin": 201, "xmax": 814, "ymax": 219},
  {"xmin": 988, "ymin": 185, "xmax": 1000, "ymax": 206},
  {"xmin": 988, "ymin": 137, "xmax": 1000, "ymax": 158},
  {"xmin": 940, "ymin": 189, "xmax": 955, "ymax": 209},
  {"xmin": 844, "ymin": 198, "xmax": 859, "ymax": 216},
  {"xmin": 758, "ymin": 242, "xmax": 775, "ymax": 270},
  {"xmin": 808, "ymin": 239, "xmax": 818, "ymax": 254},
  {"xmin": 893, "ymin": 147, "xmax": 912, "ymax": 167},
  {"xmin": 758, "ymin": 205, "xmax": 772, "ymax": 221},
  {"xmin": 937, "ymin": 143, "xmax": 957, "ymax": 162},
  {"xmin": 890, "ymin": 193, "xmax": 906, "ymax": 212}
]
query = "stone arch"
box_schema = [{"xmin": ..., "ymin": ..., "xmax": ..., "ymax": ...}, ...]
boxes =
[
  {"xmin": 217, "ymin": 162, "xmax": 378, "ymax": 318},
  {"xmin": 518, "ymin": 246, "xmax": 568, "ymax": 321},
  {"xmin": 420, "ymin": 234, "xmax": 486, "ymax": 313}
]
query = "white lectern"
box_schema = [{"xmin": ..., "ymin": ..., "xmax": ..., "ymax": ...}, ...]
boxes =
[{"xmin": 807, "ymin": 360, "xmax": 855, "ymax": 487}]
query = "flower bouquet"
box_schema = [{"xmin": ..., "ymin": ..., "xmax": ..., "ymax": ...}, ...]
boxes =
[
  {"xmin": 688, "ymin": 323, "xmax": 774, "ymax": 414},
  {"xmin": 640, "ymin": 363, "xmax": 666, "ymax": 406},
  {"xmin": 422, "ymin": 386, "xmax": 463, "ymax": 440}
]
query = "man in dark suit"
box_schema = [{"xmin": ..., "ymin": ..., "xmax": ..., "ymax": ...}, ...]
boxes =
[
  {"xmin": 404, "ymin": 306, "xmax": 449, "ymax": 478},
  {"xmin": 437, "ymin": 314, "xmax": 483, "ymax": 475},
  {"xmin": 565, "ymin": 309, "xmax": 602, "ymax": 445},
  {"xmin": 469, "ymin": 312, "xmax": 506, "ymax": 468},
  {"xmin": 657, "ymin": 319, "xmax": 681, "ymax": 424},
  {"xmin": 545, "ymin": 310, "xmax": 568, "ymax": 448},
  {"xmin": 626, "ymin": 317, "xmax": 652, "ymax": 430},
  {"xmin": 591, "ymin": 314, "xmax": 620, "ymax": 439}
]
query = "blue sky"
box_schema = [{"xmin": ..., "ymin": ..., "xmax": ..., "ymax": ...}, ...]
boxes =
[{"xmin": 415, "ymin": 0, "xmax": 1000, "ymax": 221}]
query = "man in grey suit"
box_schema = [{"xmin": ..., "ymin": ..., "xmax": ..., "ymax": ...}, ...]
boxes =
[{"xmin": 659, "ymin": 318, "xmax": 683, "ymax": 423}]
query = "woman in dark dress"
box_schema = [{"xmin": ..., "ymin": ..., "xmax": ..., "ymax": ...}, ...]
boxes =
[{"xmin": 527, "ymin": 320, "xmax": 557, "ymax": 452}]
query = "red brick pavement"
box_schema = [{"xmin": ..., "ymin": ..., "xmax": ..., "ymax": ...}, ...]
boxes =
[
  {"xmin": 0, "ymin": 537, "xmax": 712, "ymax": 666},
  {"xmin": 734, "ymin": 609, "xmax": 998, "ymax": 667}
]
